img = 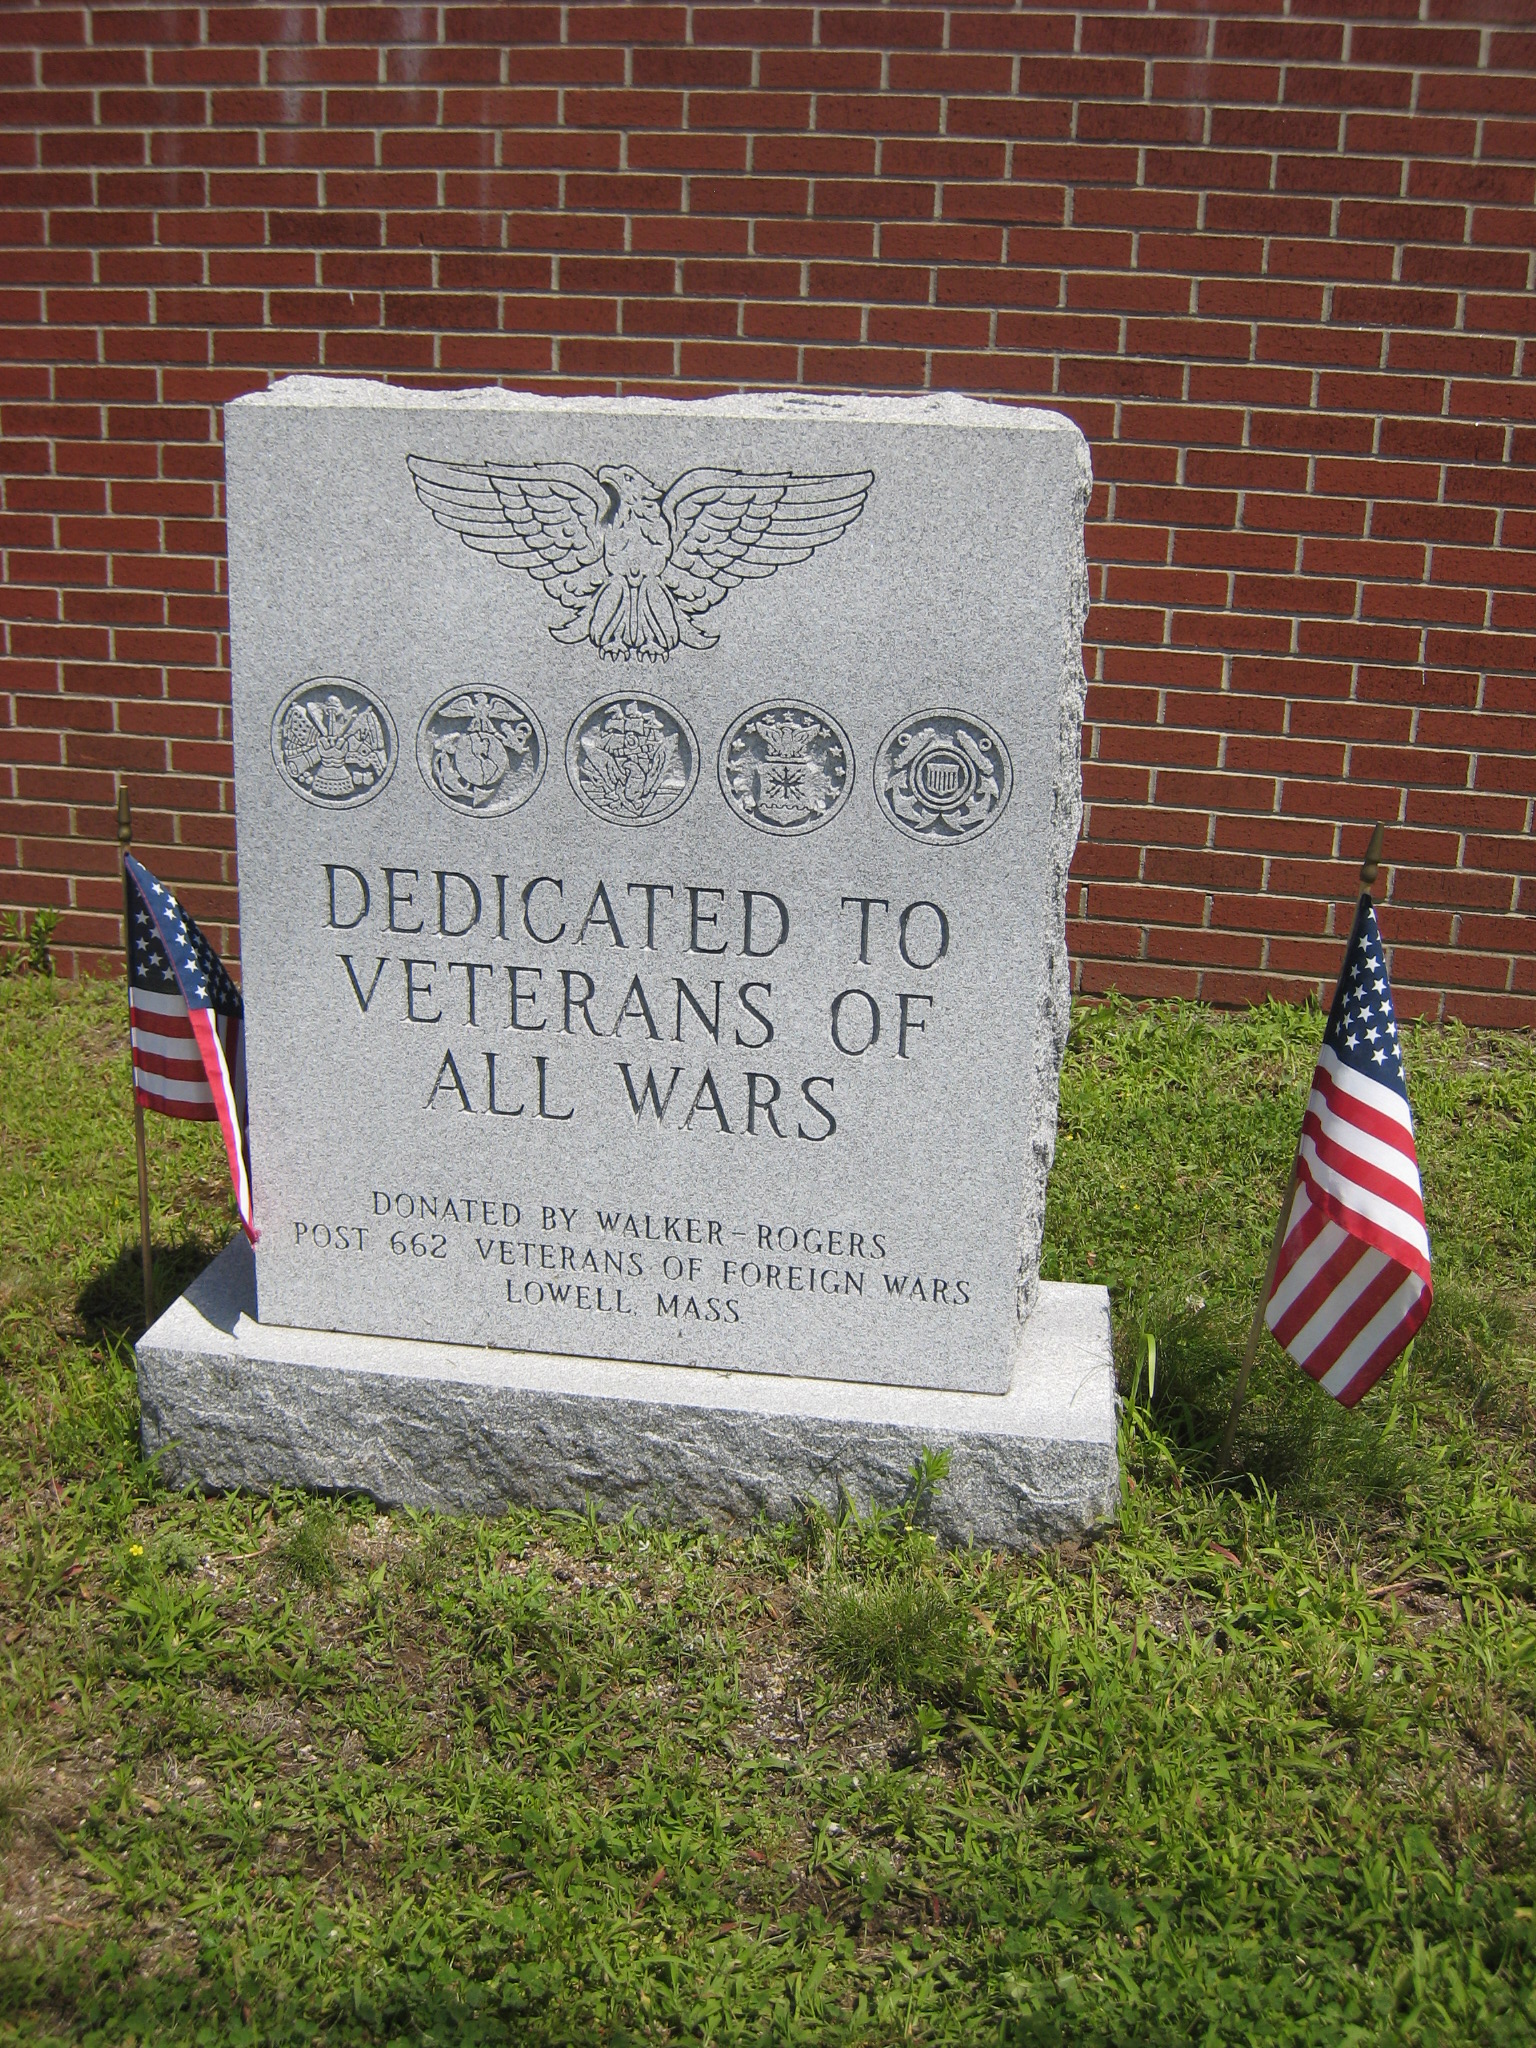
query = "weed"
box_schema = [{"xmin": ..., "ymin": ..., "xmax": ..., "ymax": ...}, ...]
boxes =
[
  {"xmin": 902, "ymin": 1444, "xmax": 953, "ymax": 1527},
  {"xmin": 808, "ymin": 1575, "xmax": 974, "ymax": 1702},
  {"xmin": 278, "ymin": 1501, "xmax": 340, "ymax": 1588},
  {"xmin": 0, "ymin": 1767, "xmax": 28, "ymax": 1849},
  {"xmin": 0, "ymin": 905, "xmax": 60, "ymax": 978},
  {"xmin": 151, "ymin": 1528, "xmax": 200, "ymax": 1577}
]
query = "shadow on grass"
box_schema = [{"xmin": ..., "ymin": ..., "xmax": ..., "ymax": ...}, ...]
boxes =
[
  {"xmin": 1127, "ymin": 1281, "xmax": 1530, "ymax": 1516},
  {"xmin": 76, "ymin": 1235, "xmax": 222, "ymax": 1346}
]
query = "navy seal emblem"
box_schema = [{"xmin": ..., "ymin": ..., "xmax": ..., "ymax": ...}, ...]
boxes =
[{"xmin": 566, "ymin": 694, "xmax": 699, "ymax": 827}]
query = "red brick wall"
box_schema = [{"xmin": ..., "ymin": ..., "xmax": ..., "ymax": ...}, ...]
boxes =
[{"xmin": 1, "ymin": 3, "xmax": 1532, "ymax": 1023}]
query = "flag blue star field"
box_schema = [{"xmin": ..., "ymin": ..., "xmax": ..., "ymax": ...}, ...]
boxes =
[
  {"xmin": 126, "ymin": 853, "xmax": 255, "ymax": 1242},
  {"xmin": 1265, "ymin": 898, "xmax": 1430, "ymax": 1406}
]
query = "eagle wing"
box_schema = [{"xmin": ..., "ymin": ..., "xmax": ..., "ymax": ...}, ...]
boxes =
[
  {"xmin": 406, "ymin": 458, "xmax": 611, "ymax": 632},
  {"xmin": 660, "ymin": 469, "xmax": 873, "ymax": 641},
  {"xmin": 279, "ymin": 701, "xmax": 324, "ymax": 775},
  {"xmin": 343, "ymin": 708, "xmax": 387, "ymax": 778}
]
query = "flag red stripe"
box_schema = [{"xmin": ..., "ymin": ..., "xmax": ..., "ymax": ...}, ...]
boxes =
[
  {"xmin": 129, "ymin": 1011, "xmax": 197, "ymax": 1045},
  {"xmin": 1311, "ymin": 1060, "xmax": 1418, "ymax": 1162},
  {"xmin": 1315, "ymin": 1041, "xmax": 1414, "ymax": 1133},
  {"xmin": 1296, "ymin": 1255, "xmax": 1410, "ymax": 1380},
  {"xmin": 1270, "ymin": 1189, "xmax": 1330, "ymax": 1291},
  {"xmin": 1301, "ymin": 1106, "xmax": 1427, "ymax": 1224},
  {"xmin": 1296, "ymin": 1152, "xmax": 1430, "ymax": 1281},
  {"xmin": 1328, "ymin": 1283, "xmax": 1433, "ymax": 1409},
  {"xmin": 132, "ymin": 1057, "xmax": 214, "ymax": 1097},
  {"xmin": 1269, "ymin": 1231, "xmax": 1369, "ymax": 1351},
  {"xmin": 134, "ymin": 1086, "xmax": 217, "ymax": 1123},
  {"xmin": 131, "ymin": 1044, "xmax": 211, "ymax": 1085}
]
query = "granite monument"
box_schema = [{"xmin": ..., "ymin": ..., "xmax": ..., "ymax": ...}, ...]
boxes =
[{"xmin": 137, "ymin": 380, "xmax": 1117, "ymax": 1545}]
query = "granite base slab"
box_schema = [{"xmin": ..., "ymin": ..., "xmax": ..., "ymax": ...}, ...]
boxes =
[{"xmin": 135, "ymin": 1238, "xmax": 1119, "ymax": 1550}]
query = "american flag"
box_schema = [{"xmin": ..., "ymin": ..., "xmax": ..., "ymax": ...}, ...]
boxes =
[
  {"xmin": 126, "ymin": 853, "xmax": 256, "ymax": 1242},
  {"xmin": 1264, "ymin": 896, "xmax": 1431, "ymax": 1407}
]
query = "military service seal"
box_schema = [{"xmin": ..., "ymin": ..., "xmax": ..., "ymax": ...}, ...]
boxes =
[
  {"xmin": 718, "ymin": 701, "xmax": 853, "ymax": 836},
  {"xmin": 417, "ymin": 687, "xmax": 546, "ymax": 817},
  {"xmin": 873, "ymin": 709, "xmax": 1012, "ymax": 845},
  {"xmin": 566, "ymin": 693, "xmax": 699, "ymax": 827},
  {"xmin": 271, "ymin": 677, "xmax": 397, "ymax": 809}
]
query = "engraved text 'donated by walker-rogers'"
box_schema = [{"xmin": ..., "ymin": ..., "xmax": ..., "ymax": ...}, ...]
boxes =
[{"xmin": 224, "ymin": 383, "xmax": 1092, "ymax": 1393}]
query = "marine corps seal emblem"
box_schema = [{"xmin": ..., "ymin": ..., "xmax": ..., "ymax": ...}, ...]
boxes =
[{"xmin": 417, "ymin": 687, "xmax": 546, "ymax": 817}]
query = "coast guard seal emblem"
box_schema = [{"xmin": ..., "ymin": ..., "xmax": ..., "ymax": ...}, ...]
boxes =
[{"xmin": 874, "ymin": 709, "xmax": 1012, "ymax": 845}]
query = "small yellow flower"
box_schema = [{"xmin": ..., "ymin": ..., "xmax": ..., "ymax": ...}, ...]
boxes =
[{"xmin": 129, "ymin": 1543, "xmax": 144, "ymax": 1557}]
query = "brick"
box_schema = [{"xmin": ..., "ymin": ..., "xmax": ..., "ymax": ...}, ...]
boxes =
[
  {"xmin": 819, "ymin": 10, "xmax": 943, "ymax": 50},
  {"xmin": 759, "ymin": 51, "xmax": 879, "ymax": 92},
  {"xmin": 0, "ymin": 6, "xmax": 1527, "ymax": 1021}
]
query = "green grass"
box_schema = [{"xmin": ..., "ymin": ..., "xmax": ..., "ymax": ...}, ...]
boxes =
[{"xmin": 2, "ymin": 975, "xmax": 1534, "ymax": 2045}]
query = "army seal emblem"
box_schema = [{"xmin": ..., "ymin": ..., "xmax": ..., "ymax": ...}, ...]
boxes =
[
  {"xmin": 417, "ymin": 687, "xmax": 546, "ymax": 817},
  {"xmin": 271, "ymin": 677, "xmax": 397, "ymax": 809},
  {"xmin": 874, "ymin": 709, "xmax": 1012, "ymax": 845},
  {"xmin": 566, "ymin": 693, "xmax": 698, "ymax": 827},
  {"xmin": 718, "ymin": 701, "xmax": 853, "ymax": 836}
]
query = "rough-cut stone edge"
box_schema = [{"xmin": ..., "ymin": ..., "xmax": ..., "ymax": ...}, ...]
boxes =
[
  {"xmin": 232, "ymin": 377, "xmax": 1083, "ymax": 437},
  {"xmin": 1016, "ymin": 431, "xmax": 1093, "ymax": 1330},
  {"xmin": 137, "ymin": 1240, "xmax": 1120, "ymax": 1551}
]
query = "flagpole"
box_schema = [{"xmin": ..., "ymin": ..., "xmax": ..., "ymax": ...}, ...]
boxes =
[
  {"xmin": 118, "ymin": 787, "xmax": 155, "ymax": 1331},
  {"xmin": 1217, "ymin": 822, "xmax": 1385, "ymax": 1473}
]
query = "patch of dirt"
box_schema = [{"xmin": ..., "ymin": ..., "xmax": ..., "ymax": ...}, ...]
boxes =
[{"xmin": 0, "ymin": 1747, "xmax": 115, "ymax": 1955}]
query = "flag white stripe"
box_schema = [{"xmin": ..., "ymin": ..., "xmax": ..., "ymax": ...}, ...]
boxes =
[
  {"xmin": 128, "ymin": 988, "xmax": 195, "ymax": 1021},
  {"xmin": 1296, "ymin": 1133, "xmax": 1431, "ymax": 1263},
  {"xmin": 1306, "ymin": 1087, "xmax": 1423, "ymax": 1193},
  {"xmin": 130, "ymin": 1025, "xmax": 204, "ymax": 1062},
  {"xmin": 1316, "ymin": 1042, "xmax": 1414, "ymax": 1133},
  {"xmin": 1319, "ymin": 1271, "xmax": 1429, "ymax": 1398},
  {"xmin": 1267, "ymin": 1217, "xmax": 1349, "ymax": 1323},
  {"xmin": 1284, "ymin": 1242, "xmax": 1391, "ymax": 1365},
  {"xmin": 135, "ymin": 1069, "xmax": 215, "ymax": 1106}
]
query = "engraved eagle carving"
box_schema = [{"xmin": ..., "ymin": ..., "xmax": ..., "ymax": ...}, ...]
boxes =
[{"xmin": 406, "ymin": 457, "xmax": 874, "ymax": 662}]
